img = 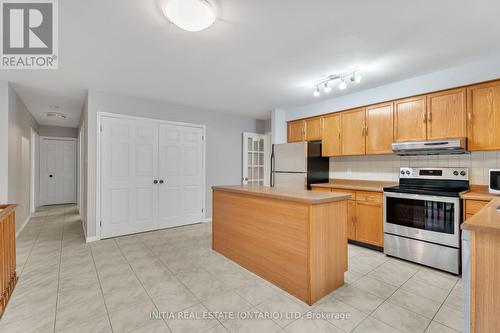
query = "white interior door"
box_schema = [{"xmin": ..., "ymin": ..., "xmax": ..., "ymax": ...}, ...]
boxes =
[
  {"xmin": 100, "ymin": 117, "xmax": 159, "ymax": 238},
  {"xmin": 158, "ymin": 124, "xmax": 204, "ymax": 228},
  {"xmin": 40, "ymin": 138, "xmax": 77, "ymax": 206},
  {"xmin": 242, "ymin": 133, "xmax": 268, "ymax": 185}
]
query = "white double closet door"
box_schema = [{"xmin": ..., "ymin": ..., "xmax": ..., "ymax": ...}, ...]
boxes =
[
  {"xmin": 39, "ymin": 138, "xmax": 77, "ymax": 206},
  {"xmin": 100, "ymin": 116, "xmax": 204, "ymax": 239}
]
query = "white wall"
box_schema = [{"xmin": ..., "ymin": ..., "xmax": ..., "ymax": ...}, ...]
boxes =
[
  {"xmin": 271, "ymin": 108, "xmax": 286, "ymax": 144},
  {"xmin": 0, "ymin": 82, "xmax": 8, "ymax": 203},
  {"xmin": 38, "ymin": 126, "xmax": 78, "ymax": 138},
  {"xmin": 7, "ymin": 84, "xmax": 39, "ymax": 231},
  {"xmin": 81, "ymin": 90, "xmax": 265, "ymax": 240},
  {"xmin": 330, "ymin": 151, "xmax": 499, "ymax": 185},
  {"xmin": 79, "ymin": 96, "xmax": 88, "ymax": 238},
  {"xmin": 284, "ymin": 55, "xmax": 500, "ymax": 121}
]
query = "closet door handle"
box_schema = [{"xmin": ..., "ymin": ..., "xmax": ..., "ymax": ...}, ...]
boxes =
[
  {"xmin": 153, "ymin": 180, "xmax": 158, "ymax": 184},
  {"xmin": 159, "ymin": 180, "xmax": 164, "ymax": 184},
  {"xmin": 49, "ymin": 174, "xmax": 54, "ymax": 178}
]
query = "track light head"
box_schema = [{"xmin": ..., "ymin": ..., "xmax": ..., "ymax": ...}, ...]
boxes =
[
  {"xmin": 338, "ymin": 79, "xmax": 347, "ymax": 90},
  {"xmin": 313, "ymin": 87, "xmax": 320, "ymax": 97},
  {"xmin": 353, "ymin": 72, "xmax": 362, "ymax": 83},
  {"xmin": 324, "ymin": 82, "xmax": 331, "ymax": 93}
]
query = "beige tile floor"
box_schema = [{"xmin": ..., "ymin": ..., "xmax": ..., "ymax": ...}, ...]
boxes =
[{"xmin": 0, "ymin": 205, "xmax": 464, "ymax": 333}]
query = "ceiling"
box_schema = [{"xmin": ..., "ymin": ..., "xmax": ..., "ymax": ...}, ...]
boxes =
[{"xmin": 2, "ymin": 0, "xmax": 500, "ymax": 127}]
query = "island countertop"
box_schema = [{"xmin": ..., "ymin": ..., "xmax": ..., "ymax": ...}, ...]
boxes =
[{"xmin": 212, "ymin": 185, "xmax": 352, "ymax": 204}]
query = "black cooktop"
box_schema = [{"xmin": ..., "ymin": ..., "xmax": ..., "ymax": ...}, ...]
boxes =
[{"xmin": 383, "ymin": 185, "xmax": 465, "ymax": 198}]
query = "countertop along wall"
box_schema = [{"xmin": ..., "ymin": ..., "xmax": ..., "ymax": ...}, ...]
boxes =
[
  {"xmin": 329, "ymin": 152, "xmax": 499, "ymax": 185},
  {"xmin": 82, "ymin": 90, "xmax": 266, "ymax": 240}
]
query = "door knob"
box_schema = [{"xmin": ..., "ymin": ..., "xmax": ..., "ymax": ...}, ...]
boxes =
[
  {"xmin": 159, "ymin": 180, "xmax": 164, "ymax": 184},
  {"xmin": 153, "ymin": 180, "xmax": 158, "ymax": 184},
  {"xmin": 49, "ymin": 174, "xmax": 53, "ymax": 178}
]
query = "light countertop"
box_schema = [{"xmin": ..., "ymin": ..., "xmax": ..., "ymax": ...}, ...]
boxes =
[
  {"xmin": 460, "ymin": 185, "xmax": 499, "ymax": 201},
  {"xmin": 212, "ymin": 185, "xmax": 352, "ymax": 204},
  {"xmin": 310, "ymin": 179, "xmax": 398, "ymax": 193}
]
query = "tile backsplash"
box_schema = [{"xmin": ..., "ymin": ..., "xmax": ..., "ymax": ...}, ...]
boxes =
[{"xmin": 329, "ymin": 151, "xmax": 500, "ymax": 185}]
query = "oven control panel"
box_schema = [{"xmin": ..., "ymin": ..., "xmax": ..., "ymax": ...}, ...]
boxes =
[{"xmin": 399, "ymin": 167, "xmax": 469, "ymax": 180}]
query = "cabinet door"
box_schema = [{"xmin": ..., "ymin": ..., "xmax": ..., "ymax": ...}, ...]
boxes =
[
  {"xmin": 467, "ymin": 81, "xmax": 500, "ymax": 150},
  {"xmin": 427, "ymin": 88, "xmax": 466, "ymax": 140},
  {"xmin": 355, "ymin": 201, "xmax": 383, "ymax": 247},
  {"xmin": 347, "ymin": 200, "xmax": 356, "ymax": 241},
  {"xmin": 287, "ymin": 120, "xmax": 305, "ymax": 143},
  {"xmin": 305, "ymin": 117, "xmax": 322, "ymax": 141},
  {"xmin": 394, "ymin": 96, "xmax": 427, "ymax": 142},
  {"xmin": 365, "ymin": 102, "xmax": 394, "ymax": 154},
  {"xmin": 321, "ymin": 114, "xmax": 341, "ymax": 156},
  {"xmin": 341, "ymin": 108, "xmax": 366, "ymax": 155}
]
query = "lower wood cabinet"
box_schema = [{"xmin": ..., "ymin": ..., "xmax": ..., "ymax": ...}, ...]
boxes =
[
  {"xmin": 347, "ymin": 200, "xmax": 356, "ymax": 241},
  {"xmin": 355, "ymin": 201, "xmax": 383, "ymax": 247},
  {"xmin": 312, "ymin": 187, "xmax": 384, "ymax": 248}
]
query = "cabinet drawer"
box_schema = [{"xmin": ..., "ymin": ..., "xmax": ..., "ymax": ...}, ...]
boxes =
[
  {"xmin": 355, "ymin": 191, "xmax": 383, "ymax": 204},
  {"xmin": 465, "ymin": 200, "xmax": 488, "ymax": 215},
  {"xmin": 331, "ymin": 189, "xmax": 356, "ymax": 200},
  {"xmin": 311, "ymin": 187, "xmax": 332, "ymax": 192},
  {"xmin": 465, "ymin": 214, "xmax": 475, "ymax": 221}
]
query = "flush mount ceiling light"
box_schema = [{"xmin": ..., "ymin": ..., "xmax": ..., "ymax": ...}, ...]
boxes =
[
  {"xmin": 313, "ymin": 67, "xmax": 362, "ymax": 97},
  {"xmin": 47, "ymin": 112, "xmax": 66, "ymax": 119},
  {"xmin": 163, "ymin": 0, "xmax": 217, "ymax": 32}
]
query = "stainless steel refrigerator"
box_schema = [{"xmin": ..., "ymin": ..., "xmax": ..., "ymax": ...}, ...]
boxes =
[{"xmin": 270, "ymin": 141, "xmax": 329, "ymax": 190}]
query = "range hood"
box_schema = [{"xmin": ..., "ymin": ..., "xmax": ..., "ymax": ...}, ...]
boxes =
[{"xmin": 392, "ymin": 138, "xmax": 468, "ymax": 156}]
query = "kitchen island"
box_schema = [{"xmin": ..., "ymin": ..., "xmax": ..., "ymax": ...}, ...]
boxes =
[{"xmin": 212, "ymin": 185, "xmax": 351, "ymax": 305}]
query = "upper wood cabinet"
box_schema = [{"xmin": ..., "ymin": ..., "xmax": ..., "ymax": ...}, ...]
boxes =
[
  {"xmin": 394, "ymin": 96, "xmax": 427, "ymax": 142},
  {"xmin": 287, "ymin": 120, "xmax": 305, "ymax": 142},
  {"xmin": 427, "ymin": 88, "xmax": 466, "ymax": 140},
  {"xmin": 321, "ymin": 114, "xmax": 341, "ymax": 156},
  {"xmin": 341, "ymin": 108, "xmax": 366, "ymax": 156},
  {"xmin": 467, "ymin": 80, "xmax": 500, "ymax": 151},
  {"xmin": 365, "ymin": 102, "xmax": 393, "ymax": 154},
  {"xmin": 305, "ymin": 117, "xmax": 322, "ymax": 141}
]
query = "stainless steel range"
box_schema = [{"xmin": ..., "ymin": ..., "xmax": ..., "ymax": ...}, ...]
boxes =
[{"xmin": 383, "ymin": 167, "xmax": 469, "ymax": 274}]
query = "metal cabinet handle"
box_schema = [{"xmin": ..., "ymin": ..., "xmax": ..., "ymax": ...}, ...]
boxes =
[
  {"xmin": 422, "ymin": 112, "xmax": 427, "ymax": 122},
  {"xmin": 427, "ymin": 112, "xmax": 432, "ymax": 122},
  {"xmin": 153, "ymin": 180, "xmax": 158, "ymax": 184},
  {"xmin": 159, "ymin": 180, "xmax": 164, "ymax": 184}
]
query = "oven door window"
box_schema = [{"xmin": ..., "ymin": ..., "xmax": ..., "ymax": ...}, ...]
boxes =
[{"xmin": 386, "ymin": 197, "xmax": 455, "ymax": 234}]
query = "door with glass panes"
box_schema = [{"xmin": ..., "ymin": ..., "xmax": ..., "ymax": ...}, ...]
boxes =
[{"xmin": 242, "ymin": 133, "xmax": 268, "ymax": 185}]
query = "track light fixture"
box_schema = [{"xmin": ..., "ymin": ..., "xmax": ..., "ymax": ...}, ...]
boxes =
[
  {"xmin": 338, "ymin": 79, "xmax": 347, "ymax": 90},
  {"xmin": 313, "ymin": 67, "xmax": 361, "ymax": 97},
  {"xmin": 324, "ymin": 82, "xmax": 331, "ymax": 93}
]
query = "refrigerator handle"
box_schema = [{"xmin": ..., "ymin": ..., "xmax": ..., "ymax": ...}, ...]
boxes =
[{"xmin": 270, "ymin": 144, "xmax": 275, "ymax": 187}]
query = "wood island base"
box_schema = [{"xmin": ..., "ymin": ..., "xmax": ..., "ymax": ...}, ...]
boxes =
[{"xmin": 212, "ymin": 186, "xmax": 350, "ymax": 305}]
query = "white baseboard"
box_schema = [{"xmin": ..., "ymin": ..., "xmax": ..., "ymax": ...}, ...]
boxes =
[
  {"xmin": 203, "ymin": 217, "xmax": 212, "ymax": 223},
  {"xmin": 86, "ymin": 236, "xmax": 99, "ymax": 243},
  {"xmin": 15, "ymin": 216, "xmax": 31, "ymax": 238}
]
